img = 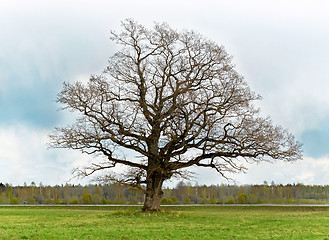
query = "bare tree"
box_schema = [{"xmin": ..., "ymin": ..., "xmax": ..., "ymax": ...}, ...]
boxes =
[{"xmin": 49, "ymin": 19, "xmax": 302, "ymax": 212}]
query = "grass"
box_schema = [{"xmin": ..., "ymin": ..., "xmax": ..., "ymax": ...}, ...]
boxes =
[{"xmin": 0, "ymin": 205, "xmax": 329, "ymax": 239}]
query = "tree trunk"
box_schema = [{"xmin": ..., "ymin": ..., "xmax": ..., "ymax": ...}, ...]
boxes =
[{"xmin": 142, "ymin": 171, "xmax": 164, "ymax": 212}]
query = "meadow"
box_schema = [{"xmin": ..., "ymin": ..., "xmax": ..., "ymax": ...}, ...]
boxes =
[{"xmin": 0, "ymin": 205, "xmax": 329, "ymax": 239}]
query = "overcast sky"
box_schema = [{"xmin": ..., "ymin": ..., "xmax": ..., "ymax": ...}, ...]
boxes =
[{"xmin": 1, "ymin": 0, "xmax": 329, "ymax": 186}]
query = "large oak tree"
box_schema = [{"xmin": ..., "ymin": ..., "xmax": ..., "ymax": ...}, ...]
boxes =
[{"xmin": 50, "ymin": 19, "xmax": 302, "ymax": 212}]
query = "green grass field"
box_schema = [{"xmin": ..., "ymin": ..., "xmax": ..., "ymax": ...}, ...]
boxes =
[{"xmin": 0, "ymin": 205, "xmax": 329, "ymax": 239}]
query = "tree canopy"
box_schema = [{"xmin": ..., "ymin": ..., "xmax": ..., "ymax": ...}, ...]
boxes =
[{"xmin": 50, "ymin": 19, "xmax": 302, "ymax": 211}]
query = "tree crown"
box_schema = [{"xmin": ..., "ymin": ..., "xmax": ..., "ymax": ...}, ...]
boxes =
[{"xmin": 50, "ymin": 19, "xmax": 302, "ymax": 189}]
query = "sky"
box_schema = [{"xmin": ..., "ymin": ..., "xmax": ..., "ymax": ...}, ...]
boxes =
[{"xmin": 1, "ymin": 0, "xmax": 329, "ymax": 186}]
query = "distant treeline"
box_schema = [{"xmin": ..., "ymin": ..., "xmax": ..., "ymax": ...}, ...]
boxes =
[{"xmin": 1, "ymin": 181, "xmax": 329, "ymax": 205}]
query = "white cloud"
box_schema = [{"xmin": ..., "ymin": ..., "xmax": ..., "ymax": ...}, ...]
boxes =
[
  {"xmin": 0, "ymin": 125, "xmax": 328, "ymax": 187},
  {"xmin": 0, "ymin": 125, "xmax": 90, "ymax": 185},
  {"xmin": 0, "ymin": 124, "xmax": 133, "ymax": 186},
  {"xmin": 164, "ymin": 157, "xmax": 329, "ymax": 187},
  {"xmin": 1, "ymin": 0, "xmax": 329, "ymax": 185}
]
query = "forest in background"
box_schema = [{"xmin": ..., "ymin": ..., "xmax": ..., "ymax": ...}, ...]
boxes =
[{"xmin": 1, "ymin": 181, "xmax": 329, "ymax": 205}]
